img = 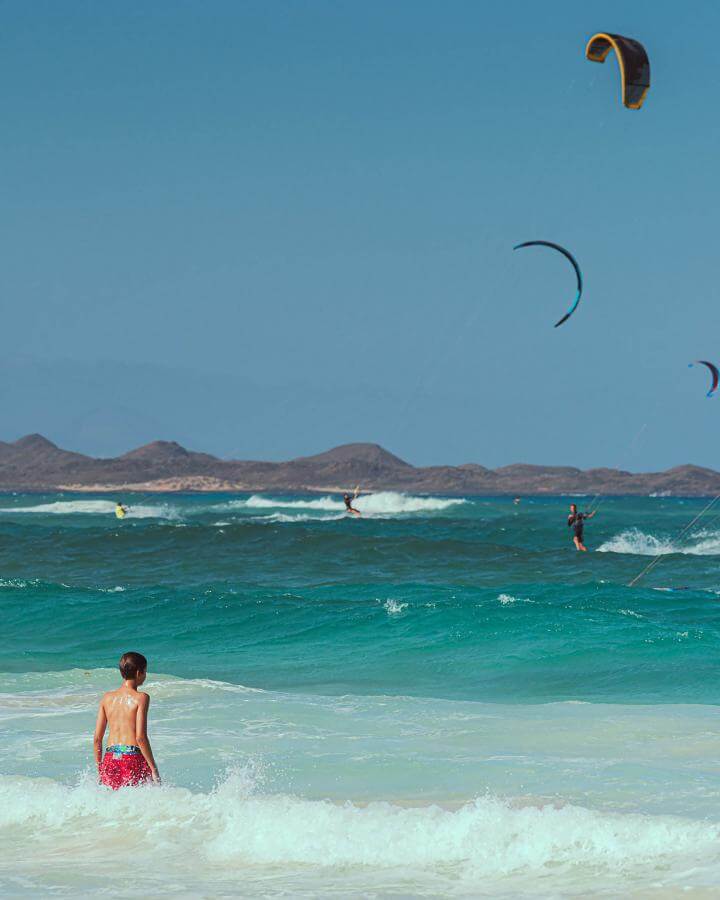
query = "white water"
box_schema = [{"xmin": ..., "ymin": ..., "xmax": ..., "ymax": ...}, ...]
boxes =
[
  {"xmin": 258, "ymin": 512, "xmax": 348, "ymax": 523},
  {"xmin": 383, "ymin": 598, "xmax": 408, "ymax": 615},
  {"xmin": 497, "ymin": 593, "xmax": 533, "ymax": 605},
  {"xmin": 598, "ymin": 527, "xmax": 720, "ymax": 556},
  {"xmin": 355, "ymin": 491, "xmax": 465, "ymax": 515},
  {"xmin": 3, "ymin": 499, "xmax": 172, "ymax": 519},
  {"xmin": 0, "ymin": 491, "xmax": 465, "ymax": 525},
  {"xmin": 244, "ymin": 495, "xmax": 345, "ymax": 510},
  {"xmin": 220, "ymin": 491, "xmax": 465, "ymax": 517},
  {"xmin": 2, "ymin": 770, "xmax": 719, "ymax": 897},
  {"xmin": 2, "ymin": 670, "xmax": 720, "ymax": 895}
]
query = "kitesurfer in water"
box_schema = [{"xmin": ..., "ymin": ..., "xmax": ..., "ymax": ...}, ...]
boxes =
[
  {"xmin": 568, "ymin": 503, "xmax": 596, "ymax": 551},
  {"xmin": 344, "ymin": 486, "xmax": 361, "ymax": 516},
  {"xmin": 115, "ymin": 502, "xmax": 128, "ymax": 519}
]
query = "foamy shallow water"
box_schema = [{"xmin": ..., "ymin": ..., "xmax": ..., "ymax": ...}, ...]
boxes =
[
  {"xmin": 3, "ymin": 774, "xmax": 719, "ymax": 897},
  {"xmin": 2, "ymin": 671, "xmax": 720, "ymax": 896}
]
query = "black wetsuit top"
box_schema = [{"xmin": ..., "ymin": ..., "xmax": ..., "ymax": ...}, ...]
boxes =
[
  {"xmin": 568, "ymin": 512, "xmax": 588, "ymax": 537},
  {"xmin": 344, "ymin": 495, "xmax": 353, "ymax": 510}
]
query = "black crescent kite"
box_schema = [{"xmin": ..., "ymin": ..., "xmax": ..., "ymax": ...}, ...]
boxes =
[
  {"xmin": 689, "ymin": 360, "xmax": 720, "ymax": 398},
  {"xmin": 513, "ymin": 241, "xmax": 583, "ymax": 328}
]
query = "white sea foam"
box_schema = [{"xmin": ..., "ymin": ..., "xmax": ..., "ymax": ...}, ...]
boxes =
[
  {"xmin": 0, "ymin": 771, "xmax": 718, "ymax": 895},
  {"xmin": 0, "ymin": 577, "xmax": 40, "ymax": 589},
  {"xmin": 383, "ymin": 599, "xmax": 408, "ymax": 615},
  {"xmin": 5, "ymin": 673, "xmax": 720, "ymax": 895},
  {"xmin": 245, "ymin": 495, "xmax": 343, "ymax": 511},
  {"xmin": 3, "ymin": 499, "xmax": 173, "ymax": 519},
  {"xmin": 356, "ymin": 491, "xmax": 465, "ymax": 515},
  {"xmin": 218, "ymin": 492, "xmax": 466, "ymax": 518},
  {"xmin": 207, "ymin": 791, "xmax": 720, "ymax": 875},
  {"xmin": 497, "ymin": 593, "xmax": 533, "ymax": 605},
  {"xmin": 259, "ymin": 512, "xmax": 347, "ymax": 524},
  {"xmin": 597, "ymin": 528, "xmax": 720, "ymax": 556}
]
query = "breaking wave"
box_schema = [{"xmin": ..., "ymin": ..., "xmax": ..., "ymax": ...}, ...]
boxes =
[
  {"xmin": 497, "ymin": 593, "xmax": 533, "ymax": 605},
  {"xmin": 2, "ymin": 499, "xmax": 172, "ymax": 519},
  {"xmin": 383, "ymin": 599, "xmax": 408, "ymax": 615},
  {"xmin": 597, "ymin": 528, "xmax": 720, "ymax": 556},
  {"xmin": 356, "ymin": 492, "xmax": 466, "ymax": 515},
  {"xmin": 244, "ymin": 495, "xmax": 342, "ymax": 511},
  {"xmin": 221, "ymin": 492, "xmax": 467, "ymax": 518},
  {"xmin": 1, "ymin": 772, "xmax": 717, "ymax": 877},
  {"xmin": 258, "ymin": 513, "xmax": 346, "ymax": 524}
]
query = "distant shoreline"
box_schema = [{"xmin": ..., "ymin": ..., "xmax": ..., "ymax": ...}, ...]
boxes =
[
  {"xmin": 0, "ymin": 433, "xmax": 718, "ymax": 496},
  {"xmin": 0, "ymin": 488, "xmax": 704, "ymax": 500}
]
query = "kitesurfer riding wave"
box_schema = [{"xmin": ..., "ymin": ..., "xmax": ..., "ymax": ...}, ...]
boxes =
[
  {"xmin": 344, "ymin": 486, "xmax": 361, "ymax": 516},
  {"xmin": 568, "ymin": 503, "xmax": 596, "ymax": 551}
]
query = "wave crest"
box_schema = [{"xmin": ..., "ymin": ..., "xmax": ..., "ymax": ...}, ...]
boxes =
[
  {"xmin": 1, "ymin": 773, "xmax": 717, "ymax": 876},
  {"xmin": 597, "ymin": 528, "xmax": 720, "ymax": 556},
  {"xmin": 225, "ymin": 492, "xmax": 466, "ymax": 518},
  {"xmin": 3, "ymin": 499, "xmax": 171, "ymax": 519}
]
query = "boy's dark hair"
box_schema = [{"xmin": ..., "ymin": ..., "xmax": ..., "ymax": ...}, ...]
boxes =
[{"xmin": 119, "ymin": 651, "xmax": 147, "ymax": 679}]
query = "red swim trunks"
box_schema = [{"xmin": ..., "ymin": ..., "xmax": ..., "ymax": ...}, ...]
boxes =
[{"xmin": 99, "ymin": 745, "xmax": 152, "ymax": 790}]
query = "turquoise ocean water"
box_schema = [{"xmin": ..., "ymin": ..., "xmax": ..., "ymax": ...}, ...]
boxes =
[{"xmin": 2, "ymin": 491, "xmax": 720, "ymax": 897}]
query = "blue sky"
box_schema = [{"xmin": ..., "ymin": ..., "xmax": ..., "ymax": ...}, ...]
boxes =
[{"xmin": 1, "ymin": 0, "xmax": 719, "ymax": 469}]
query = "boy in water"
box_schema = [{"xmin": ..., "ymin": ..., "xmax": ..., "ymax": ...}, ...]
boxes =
[
  {"xmin": 94, "ymin": 651, "xmax": 160, "ymax": 789},
  {"xmin": 567, "ymin": 503, "xmax": 596, "ymax": 552}
]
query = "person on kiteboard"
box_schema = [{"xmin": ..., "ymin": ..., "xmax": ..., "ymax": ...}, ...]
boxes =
[
  {"xmin": 344, "ymin": 486, "xmax": 361, "ymax": 516},
  {"xmin": 568, "ymin": 503, "xmax": 596, "ymax": 552}
]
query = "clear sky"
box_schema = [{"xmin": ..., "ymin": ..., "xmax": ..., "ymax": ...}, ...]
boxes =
[{"xmin": 1, "ymin": 0, "xmax": 719, "ymax": 469}]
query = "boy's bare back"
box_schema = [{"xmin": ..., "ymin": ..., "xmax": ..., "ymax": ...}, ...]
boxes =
[{"xmin": 100, "ymin": 685, "xmax": 149, "ymax": 746}]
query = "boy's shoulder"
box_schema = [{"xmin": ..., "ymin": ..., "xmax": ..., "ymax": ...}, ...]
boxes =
[
  {"xmin": 128, "ymin": 688, "xmax": 150, "ymax": 706},
  {"xmin": 100, "ymin": 686, "xmax": 148, "ymax": 701}
]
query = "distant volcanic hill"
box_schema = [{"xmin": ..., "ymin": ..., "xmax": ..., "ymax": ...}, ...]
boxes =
[{"xmin": 0, "ymin": 434, "xmax": 718, "ymax": 495}]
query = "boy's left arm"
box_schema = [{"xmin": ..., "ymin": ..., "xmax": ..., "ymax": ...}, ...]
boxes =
[
  {"xmin": 93, "ymin": 698, "xmax": 107, "ymax": 771},
  {"xmin": 135, "ymin": 694, "xmax": 160, "ymax": 782}
]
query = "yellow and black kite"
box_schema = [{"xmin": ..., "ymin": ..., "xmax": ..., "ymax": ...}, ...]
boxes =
[{"xmin": 585, "ymin": 33, "xmax": 650, "ymax": 110}]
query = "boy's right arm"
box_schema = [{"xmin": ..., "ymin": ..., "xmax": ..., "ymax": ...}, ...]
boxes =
[
  {"xmin": 135, "ymin": 693, "xmax": 160, "ymax": 783},
  {"xmin": 93, "ymin": 698, "xmax": 107, "ymax": 771}
]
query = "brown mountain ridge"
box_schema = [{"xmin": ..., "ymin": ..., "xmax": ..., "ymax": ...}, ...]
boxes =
[{"xmin": 0, "ymin": 434, "xmax": 718, "ymax": 496}]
